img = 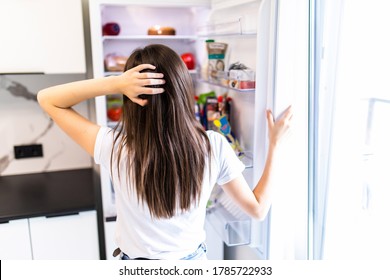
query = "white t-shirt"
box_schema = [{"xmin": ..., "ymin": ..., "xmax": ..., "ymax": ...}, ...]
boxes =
[{"xmin": 94, "ymin": 127, "xmax": 245, "ymax": 259}]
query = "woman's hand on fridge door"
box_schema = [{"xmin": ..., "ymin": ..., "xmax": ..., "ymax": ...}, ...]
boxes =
[
  {"xmin": 118, "ymin": 64, "xmax": 165, "ymax": 106},
  {"xmin": 266, "ymin": 105, "xmax": 293, "ymax": 148},
  {"xmin": 220, "ymin": 105, "xmax": 293, "ymax": 221}
]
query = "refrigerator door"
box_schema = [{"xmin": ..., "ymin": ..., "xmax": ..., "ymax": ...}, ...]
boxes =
[
  {"xmin": 202, "ymin": 0, "xmax": 273, "ymax": 259},
  {"xmin": 264, "ymin": 0, "xmax": 309, "ymax": 260},
  {"xmin": 214, "ymin": 0, "xmax": 309, "ymax": 260}
]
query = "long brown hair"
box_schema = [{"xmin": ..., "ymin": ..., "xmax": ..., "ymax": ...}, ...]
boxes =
[{"xmin": 112, "ymin": 44, "xmax": 211, "ymax": 218}]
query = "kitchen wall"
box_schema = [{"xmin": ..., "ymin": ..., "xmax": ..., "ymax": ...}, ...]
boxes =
[{"xmin": 0, "ymin": 74, "xmax": 92, "ymax": 176}]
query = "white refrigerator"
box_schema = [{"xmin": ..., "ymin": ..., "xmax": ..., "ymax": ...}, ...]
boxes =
[{"xmin": 89, "ymin": 0, "xmax": 309, "ymax": 260}]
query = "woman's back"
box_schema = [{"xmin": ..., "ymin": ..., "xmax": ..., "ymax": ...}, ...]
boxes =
[
  {"xmin": 95, "ymin": 127, "xmax": 244, "ymax": 259},
  {"xmin": 113, "ymin": 44, "xmax": 210, "ymax": 219}
]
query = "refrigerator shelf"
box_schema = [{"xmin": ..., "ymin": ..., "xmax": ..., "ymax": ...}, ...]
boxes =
[
  {"xmin": 104, "ymin": 69, "xmax": 197, "ymax": 76},
  {"xmin": 102, "ymin": 35, "xmax": 197, "ymax": 42},
  {"xmin": 206, "ymin": 203, "xmax": 251, "ymax": 246},
  {"xmin": 197, "ymin": 17, "xmax": 257, "ymax": 37},
  {"xmin": 240, "ymin": 151, "xmax": 253, "ymax": 169},
  {"xmin": 198, "ymin": 32, "xmax": 257, "ymax": 38},
  {"xmin": 104, "ymin": 71, "xmax": 122, "ymax": 76},
  {"xmin": 199, "ymin": 79, "xmax": 255, "ymax": 93}
]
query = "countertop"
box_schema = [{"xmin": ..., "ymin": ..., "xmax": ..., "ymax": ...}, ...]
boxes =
[{"xmin": 0, "ymin": 168, "xmax": 96, "ymax": 223}]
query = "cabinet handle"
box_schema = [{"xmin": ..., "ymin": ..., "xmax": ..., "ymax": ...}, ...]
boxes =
[
  {"xmin": 45, "ymin": 212, "xmax": 79, "ymax": 219},
  {"xmin": 105, "ymin": 216, "xmax": 117, "ymax": 222}
]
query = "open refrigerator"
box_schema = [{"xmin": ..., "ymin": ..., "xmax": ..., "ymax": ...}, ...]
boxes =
[{"xmin": 89, "ymin": 0, "xmax": 308, "ymax": 260}]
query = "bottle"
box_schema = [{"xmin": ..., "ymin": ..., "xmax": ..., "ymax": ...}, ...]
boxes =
[
  {"xmin": 217, "ymin": 95, "xmax": 225, "ymax": 116},
  {"xmin": 225, "ymin": 96, "xmax": 232, "ymax": 122},
  {"xmin": 194, "ymin": 96, "xmax": 201, "ymax": 123}
]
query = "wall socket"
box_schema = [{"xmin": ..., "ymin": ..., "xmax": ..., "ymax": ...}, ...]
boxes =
[{"xmin": 14, "ymin": 144, "xmax": 43, "ymax": 159}]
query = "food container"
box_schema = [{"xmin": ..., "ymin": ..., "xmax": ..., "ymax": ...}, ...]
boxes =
[
  {"xmin": 206, "ymin": 41, "xmax": 228, "ymax": 82},
  {"xmin": 102, "ymin": 22, "xmax": 120, "ymax": 36},
  {"xmin": 228, "ymin": 69, "xmax": 255, "ymax": 89},
  {"xmin": 147, "ymin": 25, "xmax": 176, "ymax": 35},
  {"xmin": 104, "ymin": 54, "xmax": 127, "ymax": 72}
]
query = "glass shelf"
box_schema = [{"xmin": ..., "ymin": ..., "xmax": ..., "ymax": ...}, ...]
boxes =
[
  {"xmin": 104, "ymin": 71, "xmax": 122, "ymax": 76},
  {"xmin": 206, "ymin": 203, "xmax": 251, "ymax": 246},
  {"xmin": 199, "ymin": 79, "xmax": 255, "ymax": 93},
  {"xmin": 198, "ymin": 32, "xmax": 257, "ymax": 38},
  {"xmin": 197, "ymin": 18, "xmax": 257, "ymax": 38}
]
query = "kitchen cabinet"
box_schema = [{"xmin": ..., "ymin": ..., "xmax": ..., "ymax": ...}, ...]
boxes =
[
  {"xmin": 0, "ymin": 211, "xmax": 99, "ymax": 260},
  {"xmin": 0, "ymin": 219, "xmax": 32, "ymax": 260},
  {"xmin": 0, "ymin": 168, "xmax": 101, "ymax": 260},
  {"xmin": 0, "ymin": 0, "xmax": 86, "ymax": 74},
  {"xmin": 29, "ymin": 210, "xmax": 99, "ymax": 260},
  {"xmin": 104, "ymin": 219, "xmax": 118, "ymax": 260}
]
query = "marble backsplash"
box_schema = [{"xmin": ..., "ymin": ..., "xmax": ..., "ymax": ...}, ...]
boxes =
[{"xmin": 0, "ymin": 74, "xmax": 92, "ymax": 176}]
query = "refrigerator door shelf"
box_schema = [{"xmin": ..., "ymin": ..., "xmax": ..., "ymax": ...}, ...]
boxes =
[
  {"xmin": 199, "ymin": 79, "xmax": 256, "ymax": 93},
  {"xmin": 197, "ymin": 17, "xmax": 257, "ymax": 37},
  {"xmin": 206, "ymin": 203, "xmax": 251, "ymax": 246},
  {"xmin": 240, "ymin": 151, "xmax": 254, "ymax": 169}
]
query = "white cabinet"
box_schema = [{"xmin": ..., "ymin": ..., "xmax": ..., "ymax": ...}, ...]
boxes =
[
  {"xmin": 29, "ymin": 211, "xmax": 100, "ymax": 260},
  {"xmin": 0, "ymin": 210, "xmax": 99, "ymax": 260},
  {"xmin": 0, "ymin": 219, "xmax": 32, "ymax": 260},
  {"xmin": 0, "ymin": 0, "xmax": 86, "ymax": 74},
  {"xmin": 104, "ymin": 220, "xmax": 118, "ymax": 260}
]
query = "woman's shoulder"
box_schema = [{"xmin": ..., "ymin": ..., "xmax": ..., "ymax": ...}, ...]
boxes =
[
  {"xmin": 99, "ymin": 125, "xmax": 114, "ymax": 134},
  {"xmin": 205, "ymin": 130, "xmax": 222, "ymax": 140},
  {"xmin": 96, "ymin": 126, "xmax": 121, "ymax": 151},
  {"xmin": 205, "ymin": 130, "xmax": 226, "ymax": 148},
  {"xmin": 99, "ymin": 126, "xmax": 121, "ymax": 138}
]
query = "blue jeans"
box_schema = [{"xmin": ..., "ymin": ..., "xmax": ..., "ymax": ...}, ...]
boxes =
[
  {"xmin": 120, "ymin": 243, "xmax": 207, "ymax": 260},
  {"xmin": 180, "ymin": 242, "xmax": 207, "ymax": 260}
]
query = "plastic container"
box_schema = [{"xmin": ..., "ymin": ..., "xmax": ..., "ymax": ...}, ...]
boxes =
[
  {"xmin": 206, "ymin": 203, "xmax": 251, "ymax": 246},
  {"xmin": 229, "ymin": 69, "xmax": 256, "ymax": 89},
  {"xmin": 102, "ymin": 22, "xmax": 120, "ymax": 36}
]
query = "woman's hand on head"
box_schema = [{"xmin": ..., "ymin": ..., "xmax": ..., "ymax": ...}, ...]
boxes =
[
  {"xmin": 266, "ymin": 105, "xmax": 293, "ymax": 147},
  {"xmin": 118, "ymin": 64, "xmax": 165, "ymax": 106}
]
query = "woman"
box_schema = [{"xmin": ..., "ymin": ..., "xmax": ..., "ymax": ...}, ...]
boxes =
[{"xmin": 38, "ymin": 44, "xmax": 292, "ymax": 260}]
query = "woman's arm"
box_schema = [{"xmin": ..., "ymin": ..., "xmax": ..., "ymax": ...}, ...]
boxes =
[
  {"xmin": 37, "ymin": 64, "xmax": 164, "ymax": 156},
  {"xmin": 221, "ymin": 106, "xmax": 293, "ymax": 220}
]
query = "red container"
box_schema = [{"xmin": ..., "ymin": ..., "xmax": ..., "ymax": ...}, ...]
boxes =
[
  {"xmin": 103, "ymin": 22, "xmax": 120, "ymax": 36},
  {"xmin": 181, "ymin": 53, "xmax": 196, "ymax": 70}
]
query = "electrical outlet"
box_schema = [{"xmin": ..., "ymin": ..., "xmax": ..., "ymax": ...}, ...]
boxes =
[{"xmin": 14, "ymin": 144, "xmax": 43, "ymax": 159}]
